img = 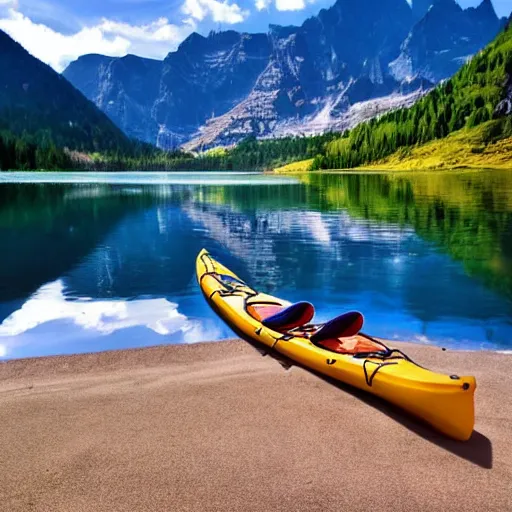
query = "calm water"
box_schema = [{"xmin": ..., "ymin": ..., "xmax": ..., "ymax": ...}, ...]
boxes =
[{"xmin": 1, "ymin": 170, "xmax": 512, "ymax": 359}]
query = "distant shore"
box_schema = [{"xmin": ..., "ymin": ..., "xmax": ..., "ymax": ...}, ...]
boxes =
[
  {"xmin": 1, "ymin": 339, "xmax": 511, "ymax": 512},
  {"xmin": 273, "ymin": 161, "xmax": 512, "ymax": 173},
  {"xmin": 274, "ymin": 164, "xmax": 512, "ymax": 174}
]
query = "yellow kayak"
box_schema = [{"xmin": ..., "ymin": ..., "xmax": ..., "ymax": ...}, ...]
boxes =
[{"xmin": 196, "ymin": 249, "xmax": 476, "ymax": 441}]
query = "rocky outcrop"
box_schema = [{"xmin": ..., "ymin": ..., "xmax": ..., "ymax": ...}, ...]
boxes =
[
  {"xmin": 411, "ymin": 0, "xmax": 434, "ymax": 21},
  {"xmin": 153, "ymin": 31, "xmax": 272, "ymax": 148},
  {"xmin": 494, "ymin": 71, "xmax": 512, "ymax": 117}
]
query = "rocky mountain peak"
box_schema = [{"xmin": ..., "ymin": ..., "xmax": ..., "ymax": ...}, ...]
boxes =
[
  {"xmin": 207, "ymin": 29, "xmax": 245, "ymax": 44},
  {"xmin": 466, "ymin": 0, "xmax": 502, "ymax": 37},
  {"xmin": 67, "ymin": 53, "xmax": 112, "ymax": 66},
  {"xmin": 319, "ymin": 0, "xmax": 412, "ymax": 23},
  {"xmin": 268, "ymin": 24, "xmax": 297, "ymax": 38},
  {"xmin": 472, "ymin": 0, "xmax": 499, "ymax": 22},
  {"xmin": 176, "ymin": 32, "xmax": 206, "ymax": 53},
  {"xmin": 424, "ymin": 0, "xmax": 463, "ymax": 18}
]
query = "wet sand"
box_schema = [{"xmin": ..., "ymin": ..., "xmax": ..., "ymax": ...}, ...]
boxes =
[{"xmin": 0, "ymin": 339, "xmax": 511, "ymax": 512}]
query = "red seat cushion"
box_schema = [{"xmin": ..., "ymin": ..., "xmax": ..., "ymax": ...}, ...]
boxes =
[{"xmin": 316, "ymin": 335, "xmax": 387, "ymax": 355}]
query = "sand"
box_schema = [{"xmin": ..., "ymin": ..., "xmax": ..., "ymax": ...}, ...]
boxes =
[{"xmin": 0, "ymin": 339, "xmax": 511, "ymax": 512}]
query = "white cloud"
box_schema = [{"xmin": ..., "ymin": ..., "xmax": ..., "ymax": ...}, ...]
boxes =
[
  {"xmin": 181, "ymin": 0, "xmax": 249, "ymax": 24},
  {"xmin": 0, "ymin": 9, "xmax": 127, "ymax": 71},
  {"xmin": 100, "ymin": 17, "xmax": 193, "ymax": 44},
  {"xmin": 0, "ymin": 0, "xmax": 249, "ymax": 72},
  {"xmin": 0, "ymin": 8, "xmax": 196, "ymax": 71},
  {"xmin": 275, "ymin": 0, "xmax": 306, "ymax": 11},
  {"xmin": 255, "ymin": 0, "xmax": 315, "ymax": 12},
  {"xmin": 0, "ymin": 279, "xmax": 227, "ymax": 358},
  {"xmin": 255, "ymin": 0, "xmax": 271, "ymax": 10},
  {"xmin": 0, "ymin": 280, "xmax": 192, "ymax": 339},
  {"xmin": 182, "ymin": 0, "xmax": 207, "ymax": 21}
]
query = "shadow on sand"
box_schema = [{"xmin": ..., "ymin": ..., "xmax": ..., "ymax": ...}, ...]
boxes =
[{"xmin": 250, "ymin": 341, "xmax": 493, "ymax": 469}]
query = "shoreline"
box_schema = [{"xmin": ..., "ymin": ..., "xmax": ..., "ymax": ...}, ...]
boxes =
[
  {"xmin": 1, "ymin": 338, "xmax": 511, "ymax": 511},
  {"xmin": 1, "ymin": 337, "xmax": 511, "ymax": 366},
  {"xmin": 273, "ymin": 164, "xmax": 512, "ymax": 174}
]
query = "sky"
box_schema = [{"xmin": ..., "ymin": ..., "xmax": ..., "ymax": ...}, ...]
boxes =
[{"xmin": 0, "ymin": 0, "xmax": 510, "ymax": 72}]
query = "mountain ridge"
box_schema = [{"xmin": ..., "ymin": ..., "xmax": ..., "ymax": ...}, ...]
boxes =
[{"xmin": 61, "ymin": 0, "xmax": 506, "ymax": 150}]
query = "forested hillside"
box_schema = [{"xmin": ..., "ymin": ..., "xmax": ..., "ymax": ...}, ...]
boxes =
[
  {"xmin": 0, "ymin": 131, "xmax": 72, "ymax": 170},
  {"xmin": 0, "ymin": 131, "xmax": 196, "ymax": 171},
  {"xmin": 311, "ymin": 17, "xmax": 512, "ymax": 170},
  {"xmin": 209, "ymin": 134, "xmax": 339, "ymax": 171},
  {"xmin": 0, "ymin": 30, "xmax": 132, "ymax": 154},
  {"xmin": 0, "ymin": 28, "xmax": 199, "ymax": 171}
]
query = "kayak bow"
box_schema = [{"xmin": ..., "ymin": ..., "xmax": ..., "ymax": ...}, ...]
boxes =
[{"xmin": 196, "ymin": 249, "xmax": 476, "ymax": 441}]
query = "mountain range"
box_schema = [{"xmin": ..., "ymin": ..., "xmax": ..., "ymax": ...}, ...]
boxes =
[{"xmin": 62, "ymin": 0, "xmax": 507, "ymax": 151}]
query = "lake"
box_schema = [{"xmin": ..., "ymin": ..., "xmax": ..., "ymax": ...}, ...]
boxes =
[{"xmin": 1, "ymin": 170, "xmax": 511, "ymax": 359}]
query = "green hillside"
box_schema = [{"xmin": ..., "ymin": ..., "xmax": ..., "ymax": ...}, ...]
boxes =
[
  {"xmin": 363, "ymin": 121, "xmax": 512, "ymax": 170},
  {"xmin": 0, "ymin": 30, "xmax": 132, "ymax": 154},
  {"xmin": 311, "ymin": 17, "xmax": 512, "ymax": 170}
]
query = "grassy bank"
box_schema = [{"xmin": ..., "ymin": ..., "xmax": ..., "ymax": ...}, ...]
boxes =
[
  {"xmin": 363, "ymin": 123, "xmax": 512, "ymax": 171},
  {"xmin": 273, "ymin": 159, "xmax": 314, "ymax": 173},
  {"xmin": 273, "ymin": 123, "xmax": 512, "ymax": 173}
]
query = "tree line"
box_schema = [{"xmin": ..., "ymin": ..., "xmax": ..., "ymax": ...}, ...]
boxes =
[{"xmin": 0, "ymin": 128, "xmax": 338, "ymax": 172}]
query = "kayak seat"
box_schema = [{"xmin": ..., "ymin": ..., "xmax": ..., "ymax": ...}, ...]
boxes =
[
  {"xmin": 311, "ymin": 311, "xmax": 364, "ymax": 343},
  {"xmin": 262, "ymin": 301, "xmax": 315, "ymax": 332},
  {"xmin": 311, "ymin": 311, "xmax": 386, "ymax": 354},
  {"xmin": 248, "ymin": 302, "xmax": 315, "ymax": 332}
]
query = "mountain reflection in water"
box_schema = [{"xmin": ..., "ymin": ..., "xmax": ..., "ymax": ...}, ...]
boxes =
[{"xmin": 1, "ymin": 170, "xmax": 511, "ymax": 358}]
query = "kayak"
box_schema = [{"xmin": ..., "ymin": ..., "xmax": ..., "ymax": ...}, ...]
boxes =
[{"xmin": 196, "ymin": 249, "xmax": 476, "ymax": 441}]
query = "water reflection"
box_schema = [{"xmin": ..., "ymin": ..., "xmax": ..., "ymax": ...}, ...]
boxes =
[{"xmin": 1, "ymin": 171, "xmax": 511, "ymax": 358}]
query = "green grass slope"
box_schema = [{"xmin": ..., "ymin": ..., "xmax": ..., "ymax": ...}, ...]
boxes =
[{"xmin": 363, "ymin": 121, "xmax": 512, "ymax": 170}]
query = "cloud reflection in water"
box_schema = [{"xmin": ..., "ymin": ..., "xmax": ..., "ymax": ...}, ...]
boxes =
[{"xmin": 0, "ymin": 280, "xmax": 220, "ymax": 359}]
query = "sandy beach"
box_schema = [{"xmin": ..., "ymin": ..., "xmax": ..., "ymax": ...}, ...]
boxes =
[{"xmin": 0, "ymin": 339, "xmax": 511, "ymax": 512}]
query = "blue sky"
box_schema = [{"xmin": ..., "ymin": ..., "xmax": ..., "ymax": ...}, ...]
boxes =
[{"xmin": 0, "ymin": 0, "xmax": 510, "ymax": 71}]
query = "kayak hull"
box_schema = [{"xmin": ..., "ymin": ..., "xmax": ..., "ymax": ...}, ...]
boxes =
[{"xmin": 197, "ymin": 249, "xmax": 476, "ymax": 441}]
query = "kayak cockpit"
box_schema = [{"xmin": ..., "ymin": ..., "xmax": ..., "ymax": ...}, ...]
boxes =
[{"xmin": 246, "ymin": 301, "xmax": 388, "ymax": 356}]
